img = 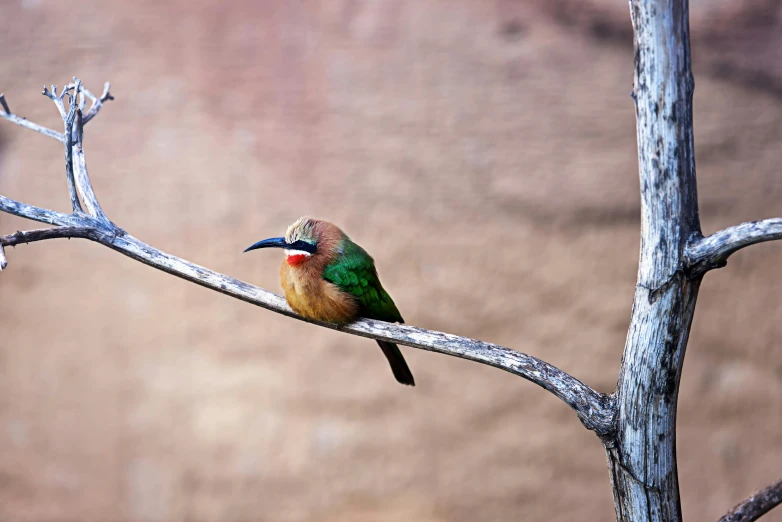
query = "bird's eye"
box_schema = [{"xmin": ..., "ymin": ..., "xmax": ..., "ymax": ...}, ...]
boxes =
[{"xmin": 288, "ymin": 239, "xmax": 317, "ymax": 254}]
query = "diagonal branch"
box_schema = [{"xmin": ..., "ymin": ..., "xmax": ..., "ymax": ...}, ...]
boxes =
[
  {"xmin": 81, "ymin": 81, "xmax": 113, "ymax": 124},
  {"xmin": 0, "ymin": 195, "xmax": 88, "ymax": 227},
  {"xmin": 0, "ymin": 215, "xmax": 616, "ymax": 436},
  {"xmin": 718, "ymin": 479, "xmax": 782, "ymax": 522},
  {"xmin": 0, "ymin": 93, "xmax": 10, "ymax": 115},
  {"xmin": 685, "ymin": 219, "xmax": 782, "ymax": 277},
  {"xmin": 71, "ymin": 106, "xmax": 108, "ymax": 222},
  {"xmin": 0, "ymin": 107, "xmax": 64, "ymax": 142},
  {"xmin": 0, "ymin": 78, "xmax": 616, "ymax": 438}
]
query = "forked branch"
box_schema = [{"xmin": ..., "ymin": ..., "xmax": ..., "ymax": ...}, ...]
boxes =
[{"xmin": 0, "ymin": 80, "xmax": 615, "ymax": 438}]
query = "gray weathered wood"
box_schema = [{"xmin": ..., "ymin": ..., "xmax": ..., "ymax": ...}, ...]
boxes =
[
  {"xmin": 68, "ymin": 78, "xmax": 109, "ymax": 222},
  {"xmin": 686, "ymin": 219, "xmax": 782, "ymax": 277},
  {"xmin": 79, "ymin": 81, "xmax": 113, "ymax": 124},
  {"xmin": 63, "ymin": 90, "xmax": 83, "ymax": 213},
  {"xmin": 607, "ymin": 0, "xmax": 703, "ymax": 520},
  {"xmin": 0, "ymin": 194, "xmax": 88, "ymax": 227},
  {"xmin": 71, "ymin": 125, "xmax": 108, "ymax": 222},
  {"xmin": 0, "ymin": 107, "xmax": 64, "ymax": 142}
]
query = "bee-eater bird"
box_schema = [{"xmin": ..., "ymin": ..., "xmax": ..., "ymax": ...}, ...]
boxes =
[{"xmin": 243, "ymin": 217, "xmax": 415, "ymax": 386}]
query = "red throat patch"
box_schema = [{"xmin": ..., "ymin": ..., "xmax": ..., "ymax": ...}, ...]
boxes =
[{"xmin": 286, "ymin": 254, "xmax": 309, "ymax": 266}]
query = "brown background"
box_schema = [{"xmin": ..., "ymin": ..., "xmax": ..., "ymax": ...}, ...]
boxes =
[{"xmin": 1, "ymin": 1, "xmax": 781, "ymax": 521}]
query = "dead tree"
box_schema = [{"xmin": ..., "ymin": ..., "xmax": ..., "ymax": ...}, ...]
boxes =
[{"xmin": 0, "ymin": 1, "xmax": 779, "ymax": 520}]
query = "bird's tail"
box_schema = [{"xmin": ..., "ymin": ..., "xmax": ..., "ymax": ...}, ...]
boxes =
[{"xmin": 377, "ymin": 341, "xmax": 415, "ymax": 386}]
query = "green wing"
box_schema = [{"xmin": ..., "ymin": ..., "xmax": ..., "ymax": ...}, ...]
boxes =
[{"xmin": 322, "ymin": 240, "xmax": 403, "ymax": 323}]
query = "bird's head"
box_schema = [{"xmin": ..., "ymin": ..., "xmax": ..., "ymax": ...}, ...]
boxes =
[{"xmin": 244, "ymin": 216, "xmax": 333, "ymax": 266}]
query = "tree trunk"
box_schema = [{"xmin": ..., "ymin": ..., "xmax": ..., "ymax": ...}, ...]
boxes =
[{"xmin": 606, "ymin": 0, "xmax": 701, "ymax": 520}]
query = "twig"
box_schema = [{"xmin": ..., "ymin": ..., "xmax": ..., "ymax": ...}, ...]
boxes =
[
  {"xmin": 0, "ymin": 94, "xmax": 10, "ymax": 115},
  {"xmin": 67, "ymin": 78, "xmax": 114, "ymax": 124},
  {"xmin": 82, "ymin": 81, "xmax": 113, "ymax": 124},
  {"xmin": 0, "ymin": 243, "xmax": 6, "ymax": 270},
  {"xmin": 0, "ymin": 195, "xmax": 89, "ymax": 227},
  {"xmin": 71, "ymin": 108, "xmax": 108, "ymax": 222},
  {"xmin": 718, "ymin": 479, "xmax": 782, "ymax": 522},
  {"xmin": 43, "ymin": 85, "xmax": 67, "ymax": 119},
  {"xmin": 63, "ymin": 95, "xmax": 83, "ymax": 212},
  {"xmin": 0, "ymin": 79, "xmax": 112, "ymax": 143},
  {"xmin": 686, "ymin": 219, "xmax": 782, "ymax": 277},
  {"xmin": 0, "ymin": 227, "xmax": 98, "ymax": 247},
  {"xmin": 0, "ymin": 109, "xmax": 64, "ymax": 142},
  {"xmin": 0, "ymin": 205, "xmax": 617, "ymax": 436},
  {"xmin": 33, "ymin": 80, "xmax": 109, "ymax": 220}
]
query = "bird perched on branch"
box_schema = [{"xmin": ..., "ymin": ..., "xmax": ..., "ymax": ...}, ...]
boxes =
[{"xmin": 244, "ymin": 217, "xmax": 415, "ymax": 386}]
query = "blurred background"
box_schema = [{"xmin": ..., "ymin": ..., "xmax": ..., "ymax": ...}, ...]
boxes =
[{"xmin": 1, "ymin": 0, "xmax": 781, "ymax": 521}]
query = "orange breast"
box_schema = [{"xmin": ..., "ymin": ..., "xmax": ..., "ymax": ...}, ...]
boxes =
[{"xmin": 280, "ymin": 261, "xmax": 359, "ymax": 324}]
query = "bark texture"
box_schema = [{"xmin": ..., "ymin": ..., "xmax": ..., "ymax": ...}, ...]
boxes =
[
  {"xmin": 607, "ymin": 0, "xmax": 702, "ymax": 520},
  {"xmin": 686, "ymin": 219, "xmax": 782, "ymax": 277}
]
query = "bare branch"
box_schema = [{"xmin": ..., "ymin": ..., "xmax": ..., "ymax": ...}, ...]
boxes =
[
  {"xmin": 37, "ymin": 80, "xmax": 108, "ymax": 218},
  {"xmin": 0, "ymin": 227, "xmax": 97, "ymax": 247},
  {"xmin": 0, "ymin": 194, "xmax": 89, "ymax": 227},
  {"xmin": 41, "ymin": 85, "xmax": 55, "ymax": 101},
  {"xmin": 0, "ymin": 108, "xmax": 64, "ymax": 142},
  {"xmin": 71, "ymin": 108, "xmax": 108, "ymax": 222},
  {"xmin": 0, "ymin": 94, "xmax": 10, "ymax": 115},
  {"xmin": 63, "ymin": 95, "xmax": 83, "ymax": 213},
  {"xmin": 0, "ymin": 79, "xmax": 111, "ymax": 143},
  {"xmin": 718, "ymin": 479, "xmax": 782, "ymax": 522},
  {"xmin": 0, "ymin": 74, "xmax": 614, "ymax": 430},
  {"xmin": 65, "ymin": 78, "xmax": 114, "ymax": 124},
  {"xmin": 43, "ymin": 84, "xmax": 68, "ymax": 119},
  {"xmin": 82, "ymin": 81, "xmax": 113, "ymax": 124},
  {"xmin": 0, "ymin": 197, "xmax": 615, "ymax": 436},
  {"xmin": 686, "ymin": 219, "xmax": 782, "ymax": 276},
  {"xmin": 0, "ymin": 243, "xmax": 6, "ymax": 270},
  {"xmin": 0, "ymin": 227, "xmax": 99, "ymax": 248},
  {"xmin": 0, "ymin": 79, "xmax": 617, "ymax": 446}
]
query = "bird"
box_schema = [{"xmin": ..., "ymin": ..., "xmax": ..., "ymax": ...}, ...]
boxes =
[{"xmin": 243, "ymin": 216, "xmax": 415, "ymax": 386}]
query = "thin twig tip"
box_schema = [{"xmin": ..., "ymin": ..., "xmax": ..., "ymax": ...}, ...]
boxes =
[{"xmin": 0, "ymin": 94, "xmax": 10, "ymax": 115}]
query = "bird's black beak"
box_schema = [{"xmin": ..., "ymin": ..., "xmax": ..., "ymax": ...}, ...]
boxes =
[
  {"xmin": 243, "ymin": 237, "xmax": 288, "ymax": 253},
  {"xmin": 243, "ymin": 237, "xmax": 317, "ymax": 254}
]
